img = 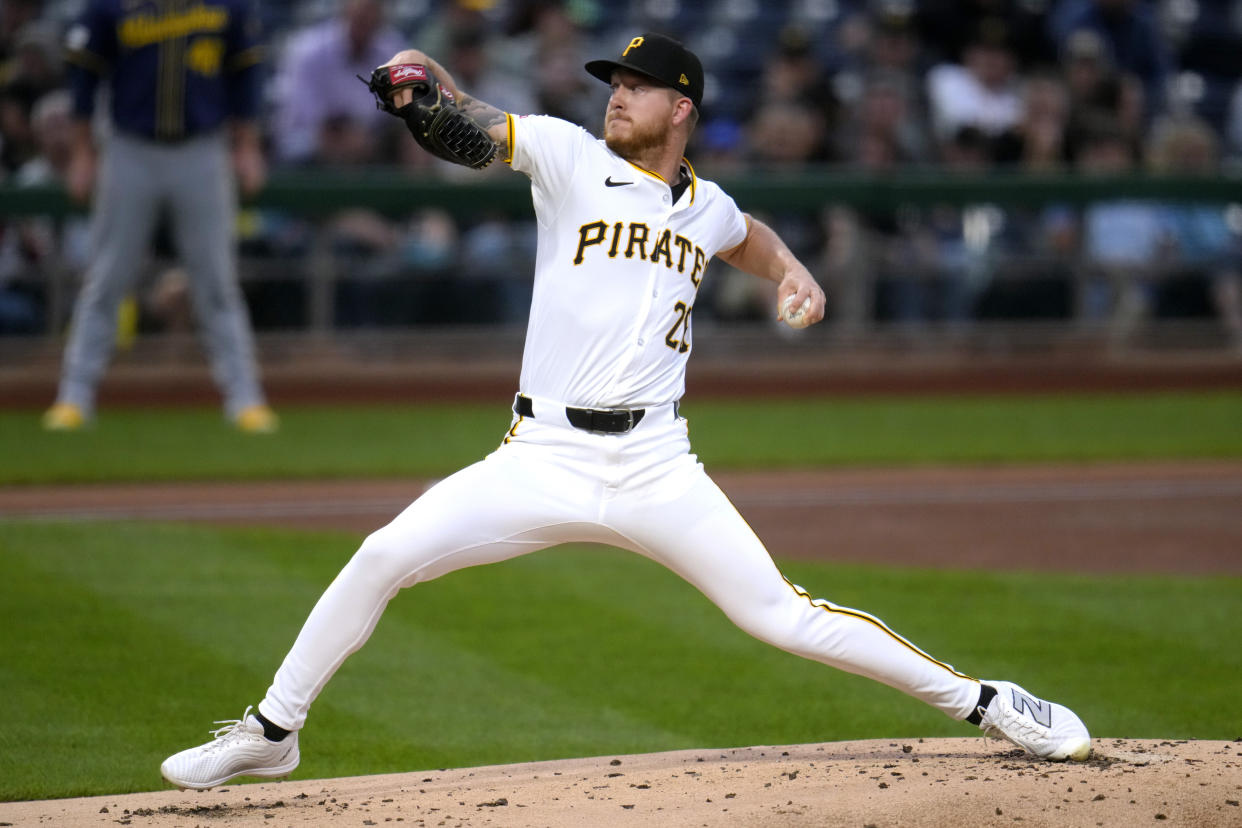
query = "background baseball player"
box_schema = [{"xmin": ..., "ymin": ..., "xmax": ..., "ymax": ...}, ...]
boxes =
[
  {"xmin": 42, "ymin": 0, "xmax": 277, "ymax": 433},
  {"xmin": 160, "ymin": 32, "xmax": 1090, "ymax": 791}
]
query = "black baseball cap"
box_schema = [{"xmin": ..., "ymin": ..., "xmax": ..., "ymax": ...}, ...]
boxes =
[{"xmin": 585, "ymin": 32, "xmax": 704, "ymax": 109}]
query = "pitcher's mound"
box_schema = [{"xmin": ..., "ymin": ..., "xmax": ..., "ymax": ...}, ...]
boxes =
[{"xmin": 3, "ymin": 738, "xmax": 1238, "ymax": 827}]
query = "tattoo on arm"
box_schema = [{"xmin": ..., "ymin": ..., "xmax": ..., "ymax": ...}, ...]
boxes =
[{"xmin": 460, "ymin": 94, "xmax": 511, "ymax": 159}]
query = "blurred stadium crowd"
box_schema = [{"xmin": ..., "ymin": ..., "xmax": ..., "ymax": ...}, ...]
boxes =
[{"xmin": 1, "ymin": 0, "xmax": 1241, "ymax": 347}]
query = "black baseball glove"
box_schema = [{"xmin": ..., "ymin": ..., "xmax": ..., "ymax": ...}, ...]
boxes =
[{"xmin": 360, "ymin": 63, "xmax": 498, "ymax": 169}]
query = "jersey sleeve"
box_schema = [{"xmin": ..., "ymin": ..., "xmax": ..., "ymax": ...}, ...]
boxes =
[
  {"xmin": 226, "ymin": 0, "xmax": 265, "ymax": 70},
  {"xmin": 64, "ymin": 0, "xmax": 115, "ymax": 119},
  {"xmin": 508, "ymin": 115, "xmax": 592, "ymax": 220},
  {"xmin": 224, "ymin": 0, "xmax": 264, "ymax": 120},
  {"xmin": 714, "ymin": 189, "xmax": 749, "ymax": 255}
]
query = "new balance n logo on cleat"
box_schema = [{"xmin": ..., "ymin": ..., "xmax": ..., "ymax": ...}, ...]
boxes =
[
  {"xmin": 1009, "ymin": 687, "xmax": 1053, "ymax": 728},
  {"xmin": 977, "ymin": 680, "xmax": 1091, "ymax": 761}
]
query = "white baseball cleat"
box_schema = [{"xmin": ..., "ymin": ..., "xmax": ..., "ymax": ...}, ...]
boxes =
[
  {"xmin": 160, "ymin": 707, "xmax": 299, "ymax": 791},
  {"xmin": 977, "ymin": 680, "xmax": 1091, "ymax": 761}
]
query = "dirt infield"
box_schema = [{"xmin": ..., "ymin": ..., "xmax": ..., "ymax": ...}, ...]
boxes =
[
  {"xmin": 2, "ymin": 738, "xmax": 1238, "ymax": 827},
  {"xmin": 4, "ymin": 461, "xmax": 1240, "ymax": 574}
]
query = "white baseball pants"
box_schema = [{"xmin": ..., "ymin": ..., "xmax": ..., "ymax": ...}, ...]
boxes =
[{"xmin": 259, "ymin": 396, "xmax": 981, "ymax": 730}]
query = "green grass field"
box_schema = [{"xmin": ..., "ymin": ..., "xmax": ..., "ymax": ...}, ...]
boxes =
[
  {"xmin": 1, "ymin": 391, "xmax": 1239, "ymax": 801},
  {"xmin": 1, "ymin": 521, "xmax": 1238, "ymax": 801},
  {"xmin": 2, "ymin": 391, "xmax": 1241, "ymax": 484}
]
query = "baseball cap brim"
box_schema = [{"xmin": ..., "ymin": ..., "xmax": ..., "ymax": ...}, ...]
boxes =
[{"xmin": 585, "ymin": 58, "xmax": 675, "ymax": 92}]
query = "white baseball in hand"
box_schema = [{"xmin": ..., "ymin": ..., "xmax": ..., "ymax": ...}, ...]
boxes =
[{"xmin": 780, "ymin": 295, "xmax": 813, "ymax": 329}]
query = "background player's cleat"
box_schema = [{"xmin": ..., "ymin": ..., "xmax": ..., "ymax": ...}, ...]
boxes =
[
  {"xmin": 42, "ymin": 402, "xmax": 86, "ymax": 431},
  {"xmin": 160, "ymin": 707, "xmax": 299, "ymax": 791},
  {"xmin": 977, "ymin": 680, "xmax": 1091, "ymax": 761},
  {"xmin": 234, "ymin": 405, "xmax": 279, "ymax": 434}
]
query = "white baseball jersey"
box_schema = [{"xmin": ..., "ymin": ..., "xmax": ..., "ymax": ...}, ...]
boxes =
[{"xmin": 508, "ymin": 114, "xmax": 748, "ymax": 409}]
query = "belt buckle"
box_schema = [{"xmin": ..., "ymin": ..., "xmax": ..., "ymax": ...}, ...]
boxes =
[{"xmin": 622, "ymin": 409, "xmax": 635, "ymax": 432}]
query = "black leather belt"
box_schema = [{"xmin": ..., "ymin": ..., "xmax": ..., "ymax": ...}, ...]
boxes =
[{"xmin": 514, "ymin": 394, "xmax": 645, "ymax": 434}]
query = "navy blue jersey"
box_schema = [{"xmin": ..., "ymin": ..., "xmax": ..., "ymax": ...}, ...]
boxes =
[{"xmin": 66, "ymin": 0, "xmax": 264, "ymax": 141}]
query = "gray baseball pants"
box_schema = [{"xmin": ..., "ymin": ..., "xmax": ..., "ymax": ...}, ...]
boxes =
[{"xmin": 55, "ymin": 130, "xmax": 265, "ymax": 418}]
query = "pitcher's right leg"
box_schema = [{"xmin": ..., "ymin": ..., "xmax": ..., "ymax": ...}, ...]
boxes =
[{"xmin": 258, "ymin": 453, "xmax": 566, "ymax": 731}]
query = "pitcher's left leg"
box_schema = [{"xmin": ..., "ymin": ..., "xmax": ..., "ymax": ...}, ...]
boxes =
[{"xmin": 612, "ymin": 461, "xmax": 980, "ymax": 720}]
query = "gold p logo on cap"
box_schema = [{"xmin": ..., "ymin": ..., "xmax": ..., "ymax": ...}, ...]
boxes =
[{"xmin": 623, "ymin": 36, "xmax": 644, "ymax": 56}]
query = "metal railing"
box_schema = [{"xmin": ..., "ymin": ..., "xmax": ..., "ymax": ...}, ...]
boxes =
[
  {"xmin": 5, "ymin": 169, "xmax": 1241, "ymax": 218},
  {"xmin": 3, "ymin": 169, "xmax": 1240, "ymax": 350}
]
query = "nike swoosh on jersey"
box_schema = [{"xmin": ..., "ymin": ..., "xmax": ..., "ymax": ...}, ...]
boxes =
[{"xmin": 604, "ymin": 177, "xmax": 634, "ymax": 187}]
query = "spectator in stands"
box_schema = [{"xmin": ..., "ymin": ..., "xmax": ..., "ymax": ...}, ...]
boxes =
[
  {"xmin": 756, "ymin": 25, "xmax": 841, "ymax": 162},
  {"xmin": 708, "ymin": 98, "xmax": 827, "ymax": 327},
  {"xmin": 747, "ymin": 101, "xmax": 825, "ymax": 170},
  {"xmin": 0, "ymin": 172, "xmax": 42, "ymax": 328},
  {"xmin": 1226, "ymin": 81, "xmax": 1242, "ymax": 162},
  {"xmin": 926, "ymin": 17, "xmax": 1023, "ymax": 147},
  {"xmin": 917, "ymin": 0, "xmax": 1055, "ymax": 70},
  {"xmin": 740, "ymin": 99, "xmax": 829, "ymax": 320},
  {"xmin": 0, "ymin": 205, "xmax": 40, "ymax": 331},
  {"xmin": 502, "ymin": 0, "xmax": 598, "ymax": 128},
  {"xmin": 1060, "ymin": 28, "xmax": 1109, "ymax": 105},
  {"xmin": 1072, "ymin": 120, "xmax": 1164, "ymax": 341},
  {"xmin": 309, "ymin": 110, "xmax": 411, "ymax": 326},
  {"xmin": 410, "ymin": 22, "xmax": 540, "ymax": 321},
  {"xmin": 0, "ymin": 88, "xmax": 81, "ymax": 335},
  {"xmin": 532, "ymin": 40, "xmax": 596, "ymax": 127},
  {"xmin": 996, "ymin": 73, "xmax": 1071, "ymax": 170},
  {"xmin": 835, "ymin": 70, "xmax": 931, "ymax": 167},
  {"xmin": 271, "ymin": 0, "xmax": 406, "ymax": 166},
  {"xmin": 826, "ymin": 11, "xmax": 926, "ymax": 150},
  {"xmin": 456, "ymin": 214, "xmax": 537, "ymax": 325},
  {"xmin": 268, "ymin": 0, "xmax": 416, "ymax": 326},
  {"xmin": 14, "ymin": 87, "xmax": 68, "ymax": 184},
  {"xmin": 1059, "ymin": 29, "xmax": 1145, "ymax": 160},
  {"xmin": 0, "ymin": 0, "xmax": 40, "ymax": 70},
  {"xmin": 15, "ymin": 90, "xmax": 89, "ymax": 267},
  {"xmin": 408, "ymin": 0, "xmax": 492, "ymax": 65},
  {"xmin": 823, "ymin": 82, "xmax": 934, "ymax": 334},
  {"xmin": 4, "ymin": 17, "xmax": 59, "ymax": 91},
  {"xmin": 865, "ymin": 12, "xmax": 924, "ymax": 81},
  {"xmin": 0, "ymin": 77, "xmax": 32, "ymax": 172},
  {"xmin": 0, "ymin": 18, "xmax": 62, "ymax": 174},
  {"xmin": 1048, "ymin": 0, "xmax": 1169, "ymax": 120},
  {"xmin": 881, "ymin": 125, "xmax": 998, "ymax": 332},
  {"xmin": 990, "ymin": 76, "xmax": 1081, "ymax": 321},
  {"xmin": 1146, "ymin": 117, "xmax": 1242, "ymax": 350}
]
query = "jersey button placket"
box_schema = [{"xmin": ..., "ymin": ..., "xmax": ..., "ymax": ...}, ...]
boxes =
[
  {"xmin": 610, "ymin": 180, "xmax": 671, "ymax": 393},
  {"xmin": 645, "ymin": 199, "xmax": 675, "ymax": 346}
]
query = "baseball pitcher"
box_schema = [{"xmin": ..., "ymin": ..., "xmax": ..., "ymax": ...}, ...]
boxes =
[{"xmin": 160, "ymin": 32, "xmax": 1090, "ymax": 791}]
